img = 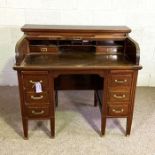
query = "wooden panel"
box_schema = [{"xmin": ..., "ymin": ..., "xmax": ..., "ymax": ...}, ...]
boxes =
[
  {"xmin": 30, "ymin": 45, "xmax": 59, "ymax": 53},
  {"xmin": 15, "ymin": 36, "xmax": 30, "ymax": 66},
  {"xmin": 59, "ymin": 45, "xmax": 95, "ymax": 53},
  {"xmin": 125, "ymin": 38, "xmax": 140, "ymax": 65},
  {"xmin": 14, "ymin": 53, "xmax": 142, "ymax": 70},
  {"xmin": 110, "ymin": 74, "xmax": 132, "ymax": 87},
  {"xmin": 108, "ymin": 102, "xmax": 129, "ymax": 105},
  {"xmin": 54, "ymin": 74, "xmax": 103, "ymax": 90},
  {"xmin": 108, "ymin": 104, "xmax": 128, "ymax": 116},
  {"xmin": 22, "ymin": 72, "xmax": 49, "ymax": 91},
  {"xmin": 24, "ymin": 92, "xmax": 49, "ymax": 105},
  {"xmin": 21, "ymin": 25, "xmax": 131, "ymax": 33},
  {"xmin": 96, "ymin": 46, "xmax": 123, "ymax": 54},
  {"xmin": 26, "ymin": 106, "xmax": 50, "ymax": 118},
  {"xmin": 108, "ymin": 91, "xmax": 130, "ymax": 102}
]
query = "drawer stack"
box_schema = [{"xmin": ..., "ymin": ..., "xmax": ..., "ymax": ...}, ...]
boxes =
[
  {"xmin": 21, "ymin": 71, "xmax": 51, "ymax": 119},
  {"xmin": 107, "ymin": 70, "xmax": 133, "ymax": 117}
]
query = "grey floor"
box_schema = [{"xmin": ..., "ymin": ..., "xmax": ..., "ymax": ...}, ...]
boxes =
[{"xmin": 0, "ymin": 86, "xmax": 155, "ymax": 155}]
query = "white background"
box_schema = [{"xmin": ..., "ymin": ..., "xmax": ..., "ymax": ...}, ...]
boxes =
[{"xmin": 0, "ymin": 0, "xmax": 155, "ymax": 86}]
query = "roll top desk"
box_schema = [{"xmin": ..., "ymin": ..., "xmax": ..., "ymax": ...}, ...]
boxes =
[{"xmin": 13, "ymin": 25, "xmax": 142, "ymax": 139}]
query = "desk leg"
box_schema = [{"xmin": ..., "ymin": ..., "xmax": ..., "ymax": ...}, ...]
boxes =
[
  {"xmin": 126, "ymin": 115, "xmax": 132, "ymax": 136},
  {"xmin": 126, "ymin": 71, "xmax": 137, "ymax": 136},
  {"xmin": 50, "ymin": 118, "xmax": 55, "ymax": 138},
  {"xmin": 101, "ymin": 74, "xmax": 108, "ymax": 136},
  {"xmin": 94, "ymin": 90, "xmax": 97, "ymax": 107},
  {"xmin": 101, "ymin": 116, "xmax": 106, "ymax": 136},
  {"xmin": 50, "ymin": 73, "xmax": 55, "ymax": 138},
  {"xmin": 55, "ymin": 90, "xmax": 58, "ymax": 107},
  {"xmin": 18, "ymin": 72, "xmax": 29, "ymax": 139},
  {"xmin": 22, "ymin": 118, "xmax": 28, "ymax": 139}
]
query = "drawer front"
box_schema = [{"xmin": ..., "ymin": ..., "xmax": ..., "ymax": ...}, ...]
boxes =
[
  {"xmin": 22, "ymin": 74, "xmax": 49, "ymax": 91},
  {"xmin": 30, "ymin": 45, "xmax": 59, "ymax": 53},
  {"xmin": 110, "ymin": 74, "xmax": 132, "ymax": 87},
  {"xmin": 96, "ymin": 46, "xmax": 123, "ymax": 54},
  {"xmin": 108, "ymin": 91, "xmax": 130, "ymax": 102},
  {"xmin": 108, "ymin": 105, "xmax": 128, "ymax": 116},
  {"xmin": 25, "ymin": 92, "xmax": 49, "ymax": 105},
  {"xmin": 27, "ymin": 106, "xmax": 50, "ymax": 118}
]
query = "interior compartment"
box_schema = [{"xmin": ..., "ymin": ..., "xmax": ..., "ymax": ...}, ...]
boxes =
[{"xmin": 29, "ymin": 39, "xmax": 125, "ymax": 55}]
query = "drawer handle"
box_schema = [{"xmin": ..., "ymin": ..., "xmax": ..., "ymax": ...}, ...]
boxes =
[
  {"xmin": 112, "ymin": 109, "xmax": 124, "ymax": 113},
  {"xmin": 32, "ymin": 110, "xmax": 44, "ymax": 115},
  {"xmin": 41, "ymin": 48, "xmax": 47, "ymax": 52},
  {"xmin": 113, "ymin": 94, "xmax": 126, "ymax": 99},
  {"xmin": 29, "ymin": 80, "xmax": 43, "ymax": 84},
  {"xmin": 31, "ymin": 95, "xmax": 43, "ymax": 100},
  {"xmin": 114, "ymin": 79, "xmax": 127, "ymax": 83}
]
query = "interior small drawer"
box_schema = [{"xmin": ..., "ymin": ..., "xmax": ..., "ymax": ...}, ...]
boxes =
[
  {"xmin": 108, "ymin": 91, "xmax": 130, "ymax": 102},
  {"xmin": 30, "ymin": 45, "xmax": 59, "ymax": 53},
  {"xmin": 25, "ymin": 92, "xmax": 49, "ymax": 105},
  {"xmin": 108, "ymin": 104, "xmax": 128, "ymax": 116},
  {"xmin": 22, "ymin": 72, "xmax": 49, "ymax": 91},
  {"xmin": 110, "ymin": 74, "xmax": 132, "ymax": 87},
  {"xmin": 26, "ymin": 106, "xmax": 50, "ymax": 118},
  {"xmin": 96, "ymin": 46, "xmax": 123, "ymax": 54}
]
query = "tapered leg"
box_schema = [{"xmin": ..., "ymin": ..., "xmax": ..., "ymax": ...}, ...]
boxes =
[
  {"xmin": 126, "ymin": 116, "xmax": 132, "ymax": 136},
  {"xmin": 50, "ymin": 118, "xmax": 55, "ymax": 138},
  {"xmin": 22, "ymin": 118, "xmax": 28, "ymax": 139},
  {"xmin": 101, "ymin": 73, "xmax": 108, "ymax": 136},
  {"xmin": 94, "ymin": 91, "xmax": 97, "ymax": 107},
  {"xmin": 101, "ymin": 116, "xmax": 106, "ymax": 136},
  {"xmin": 55, "ymin": 90, "xmax": 58, "ymax": 107}
]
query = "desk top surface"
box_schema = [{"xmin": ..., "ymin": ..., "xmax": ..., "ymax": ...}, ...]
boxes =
[
  {"xmin": 14, "ymin": 53, "xmax": 141, "ymax": 70},
  {"xmin": 21, "ymin": 24, "xmax": 131, "ymax": 33}
]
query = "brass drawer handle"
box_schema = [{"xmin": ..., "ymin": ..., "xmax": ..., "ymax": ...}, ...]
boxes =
[
  {"xmin": 113, "ymin": 94, "xmax": 126, "ymax": 99},
  {"xmin": 112, "ymin": 108, "xmax": 124, "ymax": 113},
  {"xmin": 31, "ymin": 95, "xmax": 43, "ymax": 100},
  {"xmin": 114, "ymin": 79, "xmax": 127, "ymax": 83},
  {"xmin": 31, "ymin": 110, "xmax": 44, "ymax": 115},
  {"xmin": 41, "ymin": 48, "xmax": 47, "ymax": 52},
  {"xmin": 29, "ymin": 80, "xmax": 43, "ymax": 84}
]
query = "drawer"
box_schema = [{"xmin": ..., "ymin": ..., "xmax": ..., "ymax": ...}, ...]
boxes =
[
  {"xmin": 96, "ymin": 46, "xmax": 123, "ymax": 54},
  {"xmin": 108, "ymin": 105, "xmax": 128, "ymax": 116},
  {"xmin": 30, "ymin": 45, "xmax": 59, "ymax": 53},
  {"xmin": 25, "ymin": 92, "xmax": 49, "ymax": 105},
  {"xmin": 110, "ymin": 74, "xmax": 132, "ymax": 87},
  {"xmin": 26, "ymin": 106, "xmax": 50, "ymax": 118},
  {"xmin": 22, "ymin": 72, "xmax": 49, "ymax": 91},
  {"xmin": 108, "ymin": 91, "xmax": 130, "ymax": 102}
]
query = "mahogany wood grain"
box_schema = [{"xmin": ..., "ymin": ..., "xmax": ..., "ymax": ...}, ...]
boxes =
[{"xmin": 13, "ymin": 25, "xmax": 142, "ymax": 138}]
